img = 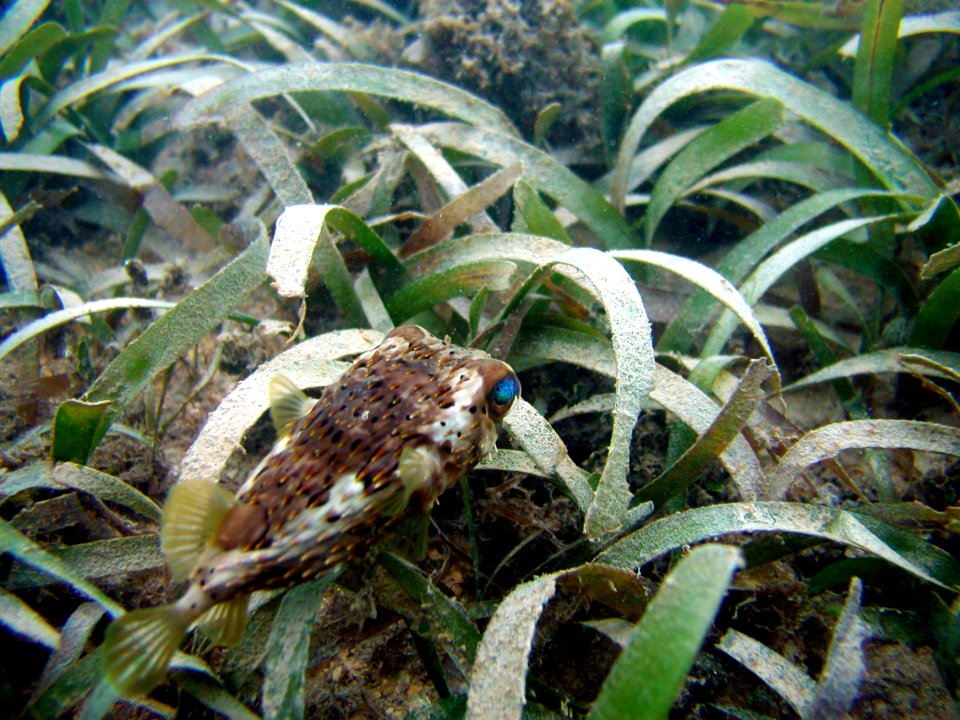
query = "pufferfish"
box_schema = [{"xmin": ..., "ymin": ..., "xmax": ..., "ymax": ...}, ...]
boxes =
[{"xmin": 102, "ymin": 325, "xmax": 520, "ymax": 697}]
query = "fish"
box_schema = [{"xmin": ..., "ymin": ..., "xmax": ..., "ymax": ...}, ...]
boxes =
[{"xmin": 102, "ymin": 325, "xmax": 520, "ymax": 697}]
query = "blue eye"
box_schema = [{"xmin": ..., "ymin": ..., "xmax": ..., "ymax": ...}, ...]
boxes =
[{"xmin": 489, "ymin": 374, "xmax": 519, "ymax": 411}]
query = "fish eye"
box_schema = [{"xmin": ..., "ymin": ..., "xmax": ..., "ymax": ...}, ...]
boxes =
[{"xmin": 487, "ymin": 373, "xmax": 520, "ymax": 417}]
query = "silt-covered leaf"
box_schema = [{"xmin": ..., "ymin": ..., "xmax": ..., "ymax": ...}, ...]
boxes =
[{"xmin": 589, "ymin": 545, "xmax": 743, "ymax": 720}]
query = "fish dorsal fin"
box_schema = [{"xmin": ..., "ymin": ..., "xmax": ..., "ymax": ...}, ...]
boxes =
[
  {"xmin": 161, "ymin": 480, "xmax": 237, "ymax": 582},
  {"xmin": 269, "ymin": 373, "xmax": 316, "ymax": 437}
]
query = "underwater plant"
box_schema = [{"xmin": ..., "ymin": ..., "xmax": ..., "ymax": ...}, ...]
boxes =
[{"xmin": 1, "ymin": 0, "xmax": 959, "ymax": 718}]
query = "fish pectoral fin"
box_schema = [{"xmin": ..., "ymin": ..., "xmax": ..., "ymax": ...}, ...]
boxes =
[
  {"xmin": 269, "ymin": 373, "xmax": 316, "ymax": 437},
  {"xmin": 103, "ymin": 605, "xmax": 190, "ymax": 698},
  {"xmin": 194, "ymin": 594, "xmax": 249, "ymax": 646},
  {"xmin": 390, "ymin": 445, "xmax": 442, "ymax": 517},
  {"xmin": 376, "ymin": 488, "xmax": 409, "ymax": 518},
  {"xmin": 161, "ymin": 480, "xmax": 237, "ymax": 581}
]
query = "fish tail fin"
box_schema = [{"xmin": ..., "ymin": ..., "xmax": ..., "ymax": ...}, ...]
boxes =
[
  {"xmin": 161, "ymin": 480, "xmax": 237, "ymax": 581},
  {"xmin": 102, "ymin": 605, "xmax": 190, "ymax": 698},
  {"xmin": 194, "ymin": 594, "xmax": 249, "ymax": 646}
]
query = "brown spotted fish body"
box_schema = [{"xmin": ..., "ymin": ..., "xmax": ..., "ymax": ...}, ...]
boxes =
[{"xmin": 103, "ymin": 326, "xmax": 520, "ymax": 697}]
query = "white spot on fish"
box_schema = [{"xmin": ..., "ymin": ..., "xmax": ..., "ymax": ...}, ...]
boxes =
[{"xmin": 427, "ymin": 372, "xmax": 483, "ymax": 444}]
